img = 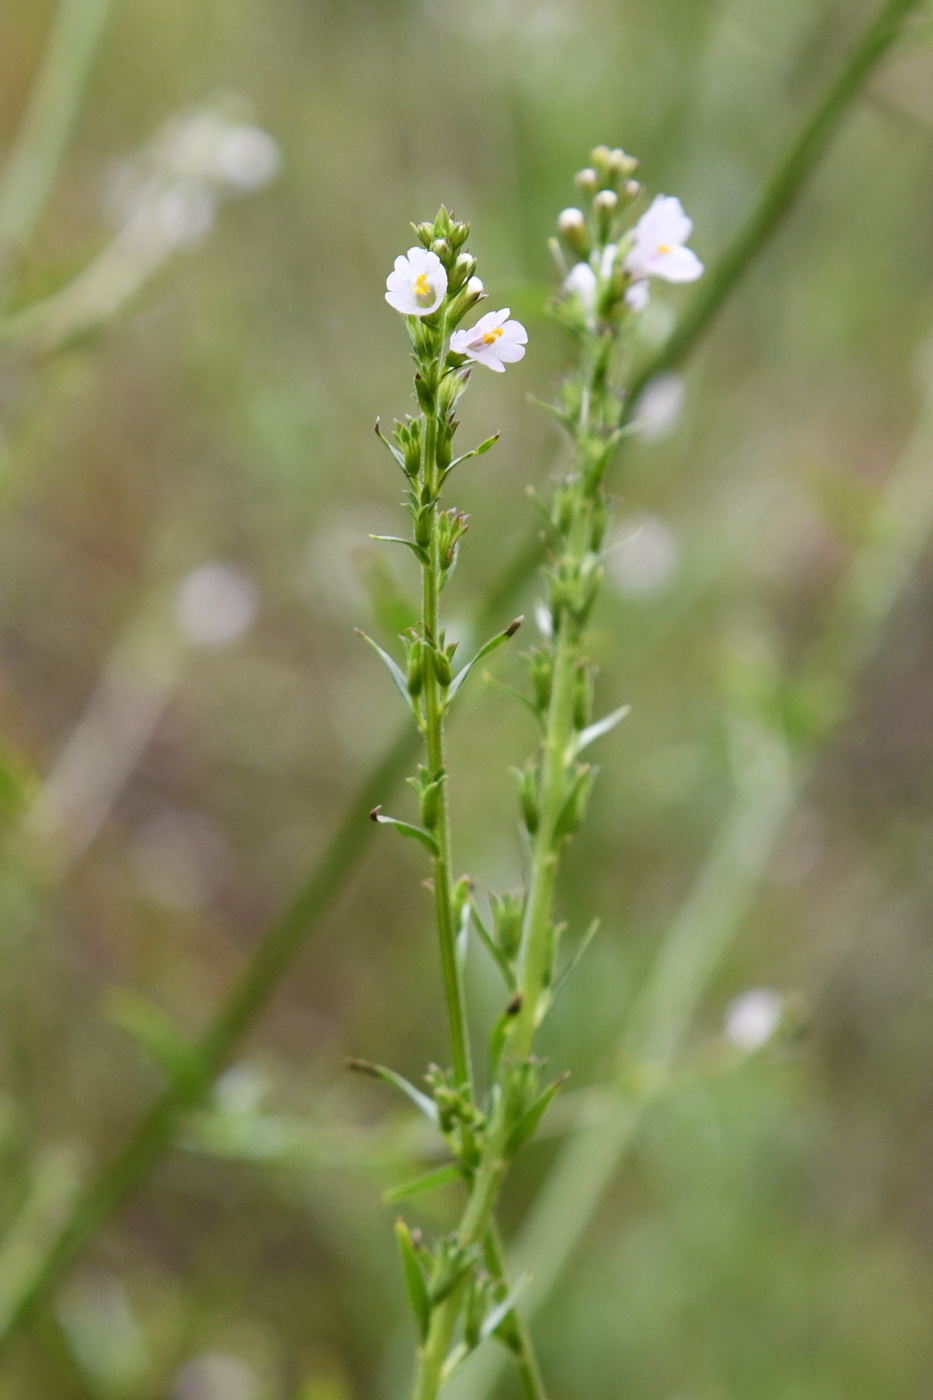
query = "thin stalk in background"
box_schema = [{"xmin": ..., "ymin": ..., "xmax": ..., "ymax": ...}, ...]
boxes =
[
  {"xmin": 0, "ymin": 0, "xmax": 115, "ymax": 297},
  {"xmin": 452, "ymin": 344, "xmax": 933, "ymax": 1400},
  {"xmin": 0, "ymin": 0, "xmax": 918, "ymax": 1358}
]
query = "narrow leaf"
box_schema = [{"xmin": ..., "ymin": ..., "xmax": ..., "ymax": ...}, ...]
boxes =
[
  {"xmin": 370, "ymin": 534, "xmax": 429, "ymax": 564},
  {"xmin": 506, "ymin": 1073, "xmax": 569, "ymax": 1156},
  {"xmin": 448, "ymin": 617, "xmax": 523, "ymax": 701},
  {"xmin": 355, "ymin": 630, "xmax": 415, "ymax": 714},
  {"xmin": 552, "ymin": 918, "xmax": 601, "ymax": 1001},
  {"xmin": 105, "ymin": 988, "xmax": 203, "ymax": 1092},
  {"xmin": 382, "ymin": 1162, "xmax": 462, "ymax": 1204},
  {"xmin": 480, "ymin": 1272, "xmax": 532, "ymax": 1343},
  {"xmin": 345, "ymin": 1058, "xmax": 439, "ymax": 1124},
  {"xmin": 482, "ymin": 670, "xmax": 544, "ymax": 727},
  {"xmin": 448, "ymin": 433, "xmax": 499, "ymax": 471},
  {"xmin": 456, "ymin": 898, "xmax": 471, "ymax": 970},
  {"xmin": 369, "ymin": 807, "xmax": 439, "ymax": 856},
  {"xmin": 440, "ymin": 1343, "xmax": 470, "ymax": 1386},
  {"xmin": 374, "ymin": 418, "xmax": 407, "ymax": 471},
  {"xmin": 570, "ymin": 705, "xmax": 630, "ymax": 759},
  {"xmin": 469, "ymin": 905, "xmax": 515, "ymax": 990},
  {"xmin": 396, "ymin": 1219, "xmax": 431, "ymax": 1341}
]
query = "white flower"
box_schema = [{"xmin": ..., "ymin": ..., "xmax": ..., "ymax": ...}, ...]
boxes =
[
  {"xmin": 724, "ymin": 988, "xmax": 783, "ymax": 1053},
  {"xmin": 625, "ymin": 279, "xmax": 650, "ymax": 312},
  {"xmin": 449, "ymin": 308, "xmax": 527, "ymax": 372},
  {"xmin": 624, "ymin": 195, "xmax": 703, "ymax": 284},
  {"xmin": 562, "ymin": 262, "xmax": 598, "ymax": 327},
  {"xmin": 385, "ymin": 246, "xmax": 448, "ymax": 316},
  {"xmin": 599, "ymin": 243, "xmax": 618, "ymax": 278},
  {"xmin": 631, "ymin": 372, "xmax": 685, "ymax": 441}
]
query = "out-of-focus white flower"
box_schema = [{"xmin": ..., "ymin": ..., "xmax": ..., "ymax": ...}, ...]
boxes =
[
  {"xmin": 449, "ymin": 308, "xmax": 527, "ymax": 372},
  {"xmin": 725, "ymin": 987, "xmax": 783, "ymax": 1052},
  {"xmin": 608, "ymin": 513, "xmax": 679, "ymax": 597},
  {"xmin": 599, "ymin": 242, "xmax": 618, "ymax": 278},
  {"xmin": 562, "ymin": 261, "xmax": 598, "ymax": 327},
  {"xmin": 174, "ymin": 562, "xmax": 258, "ymax": 645},
  {"xmin": 625, "ymin": 279, "xmax": 650, "ymax": 312},
  {"xmin": 149, "ymin": 181, "xmax": 216, "ymax": 247},
  {"xmin": 214, "ymin": 124, "xmax": 280, "ymax": 189},
  {"xmin": 624, "ymin": 195, "xmax": 703, "ymax": 284},
  {"xmin": 385, "ymin": 246, "xmax": 448, "ymax": 316},
  {"xmin": 534, "ymin": 599, "xmax": 553, "ymax": 638},
  {"xmin": 631, "ymin": 372, "xmax": 685, "ymax": 441},
  {"xmin": 173, "ymin": 1354, "xmax": 258, "ymax": 1400}
]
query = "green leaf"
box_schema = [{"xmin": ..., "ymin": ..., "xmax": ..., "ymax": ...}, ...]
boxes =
[
  {"xmin": 355, "ymin": 631, "xmax": 416, "ymax": 715},
  {"xmin": 569, "ymin": 705, "xmax": 630, "ymax": 759},
  {"xmin": 104, "ymin": 988, "xmax": 203, "ymax": 1092},
  {"xmin": 506, "ymin": 1073, "xmax": 569, "ymax": 1156},
  {"xmin": 370, "ymin": 534, "xmax": 429, "ymax": 565},
  {"xmin": 447, "ymin": 617, "xmax": 523, "ymax": 702},
  {"xmin": 374, "ymin": 417, "xmax": 408, "ymax": 471},
  {"xmin": 481, "ymin": 670, "xmax": 544, "ymax": 727},
  {"xmin": 344, "ymin": 1058, "xmax": 439, "ymax": 1124},
  {"xmin": 480, "ymin": 1271, "xmax": 532, "ymax": 1343},
  {"xmin": 447, "ymin": 433, "xmax": 499, "ymax": 472},
  {"xmin": 396, "ymin": 1219, "xmax": 431, "ymax": 1341},
  {"xmin": 369, "ymin": 807, "xmax": 439, "ymax": 856},
  {"xmin": 440, "ymin": 1343, "xmax": 470, "ymax": 1386},
  {"xmin": 382, "ymin": 1162, "xmax": 462, "ymax": 1204},
  {"xmin": 468, "ymin": 906, "xmax": 515, "ymax": 990},
  {"xmin": 552, "ymin": 918, "xmax": 601, "ymax": 1002}
]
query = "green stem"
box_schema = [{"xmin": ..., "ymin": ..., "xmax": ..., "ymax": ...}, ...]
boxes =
[
  {"xmin": 0, "ymin": 0, "xmax": 114, "ymax": 296},
  {"xmin": 484, "ymin": 1223, "xmax": 548, "ymax": 1400},
  {"xmin": 422, "ymin": 408, "xmax": 472, "ymax": 1092},
  {"xmin": 0, "ymin": 0, "xmax": 912, "ymax": 1355}
]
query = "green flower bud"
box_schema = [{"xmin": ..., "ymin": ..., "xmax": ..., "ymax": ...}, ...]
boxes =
[
  {"xmin": 431, "ymin": 237, "xmax": 453, "ymax": 268},
  {"xmin": 557, "ymin": 207, "xmax": 590, "ymax": 259},
  {"xmin": 432, "ymin": 648, "xmax": 453, "ymax": 688},
  {"xmin": 593, "ymin": 188, "xmax": 618, "ymax": 240},
  {"xmin": 406, "ymin": 638, "xmax": 425, "ymax": 697},
  {"xmin": 447, "ymin": 250, "xmax": 477, "ymax": 293},
  {"xmin": 573, "ymin": 662, "xmax": 595, "ymax": 731},
  {"xmin": 574, "ymin": 166, "xmax": 599, "ymax": 196},
  {"xmin": 527, "ymin": 647, "xmax": 554, "ymax": 714},
  {"xmin": 512, "ymin": 763, "xmax": 540, "ymax": 835},
  {"xmin": 414, "ymin": 373, "xmax": 435, "ymax": 415},
  {"xmin": 490, "ymin": 888, "xmax": 525, "ymax": 962}
]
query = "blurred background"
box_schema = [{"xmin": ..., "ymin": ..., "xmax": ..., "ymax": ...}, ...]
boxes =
[{"xmin": 1, "ymin": 1, "xmax": 933, "ymax": 1397}]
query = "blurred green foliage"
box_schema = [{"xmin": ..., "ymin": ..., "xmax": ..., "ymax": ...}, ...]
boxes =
[{"xmin": 1, "ymin": 1, "xmax": 933, "ymax": 1397}]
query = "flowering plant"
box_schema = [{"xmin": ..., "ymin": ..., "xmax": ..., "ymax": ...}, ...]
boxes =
[{"xmin": 357, "ymin": 147, "xmax": 704, "ymax": 1399}]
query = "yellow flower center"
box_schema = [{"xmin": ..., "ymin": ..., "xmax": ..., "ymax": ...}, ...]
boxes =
[
  {"xmin": 414, "ymin": 272, "xmax": 432, "ymax": 301},
  {"xmin": 658, "ymin": 242, "xmax": 673, "ymax": 254},
  {"xmin": 481, "ymin": 326, "xmax": 505, "ymax": 345}
]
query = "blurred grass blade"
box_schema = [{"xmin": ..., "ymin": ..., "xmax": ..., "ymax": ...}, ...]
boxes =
[
  {"xmin": 0, "ymin": 0, "xmax": 919, "ymax": 1356},
  {"xmin": 0, "ymin": 0, "xmax": 114, "ymax": 291},
  {"xmin": 382, "ymin": 1163, "xmax": 462, "ymax": 1205},
  {"xmin": 0, "ymin": 1148, "xmax": 85, "ymax": 1338}
]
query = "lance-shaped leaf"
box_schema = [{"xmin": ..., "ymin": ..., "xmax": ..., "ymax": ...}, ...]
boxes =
[
  {"xmin": 480, "ymin": 1271, "xmax": 532, "ymax": 1343},
  {"xmin": 469, "ymin": 905, "xmax": 516, "ymax": 990},
  {"xmin": 355, "ymin": 630, "xmax": 415, "ymax": 715},
  {"xmin": 506, "ymin": 1073, "xmax": 569, "ymax": 1156},
  {"xmin": 396, "ymin": 1218, "xmax": 431, "ymax": 1341},
  {"xmin": 446, "ymin": 433, "xmax": 499, "ymax": 473},
  {"xmin": 552, "ymin": 917, "xmax": 601, "ymax": 1002},
  {"xmin": 440, "ymin": 1343, "xmax": 471, "ymax": 1387},
  {"xmin": 105, "ymin": 988, "xmax": 203, "ymax": 1093},
  {"xmin": 374, "ymin": 417, "xmax": 408, "ymax": 471},
  {"xmin": 568, "ymin": 705, "xmax": 630, "ymax": 760},
  {"xmin": 482, "ymin": 670, "xmax": 544, "ymax": 728},
  {"xmin": 345, "ymin": 1058, "xmax": 439, "ymax": 1124},
  {"xmin": 370, "ymin": 534, "xmax": 429, "ymax": 565},
  {"xmin": 447, "ymin": 617, "xmax": 523, "ymax": 702},
  {"xmin": 369, "ymin": 806, "xmax": 439, "ymax": 856},
  {"xmin": 382, "ymin": 1162, "xmax": 462, "ymax": 1205}
]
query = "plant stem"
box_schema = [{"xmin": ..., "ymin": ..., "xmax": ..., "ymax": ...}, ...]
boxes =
[
  {"xmin": 0, "ymin": 0, "xmax": 114, "ymax": 296},
  {"xmin": 422, "ymin": 406, "xmax": 472, "ymax": 1092}
]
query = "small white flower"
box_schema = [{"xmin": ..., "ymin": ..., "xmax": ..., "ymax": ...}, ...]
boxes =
[
  {"xmin": 599, "ymin": 242, "xmax": 618, "ymax": 279},
  {"xmin": 625, "ymin": 279, "xmax": 650, "ymax": 312},
  {"xmin": 624, "ymin": 195, "xmax": 703, "ymax": 284},
  {"xmin": 725, "ymin": 987, "xmax": 783, "ymax": 1053},
  {"xmin": 385, "ymin": 246, "xmax": 448, "ymax": 316},
  {"xmin": 449, "ymin": 308, "xmax": 527, "ymax": 373},
  {"xmin": 562, "ymin": 262, "xmax": 598, "ymax": 327}
]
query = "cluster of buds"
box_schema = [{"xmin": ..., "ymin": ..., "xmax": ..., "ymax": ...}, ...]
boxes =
[
  {"xmin": 425, "ymin": 1064, "xmax": 486, "ymax": 1168},
  {"xmin": 552, "ymin": 144, "xmax": 703, "ymax": 334}
]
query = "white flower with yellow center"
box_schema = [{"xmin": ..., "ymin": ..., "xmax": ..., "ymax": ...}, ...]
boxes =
[
  {"xmin": 449, "ymin": 308, "xmax": 527, "ymax": 372},
  {"xmin": 624, "ymin": 195, "xmax": 703, "ymax": 284},
  {"xmin": 385, "ymin": 246, "xmax": 448, "ymax": 316}
]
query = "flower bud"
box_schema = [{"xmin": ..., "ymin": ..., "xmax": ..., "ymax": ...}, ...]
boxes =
[
  {"xmin": 573, "ymin": 662, "xmax": 595, "ymax": 731},
  {"xmin": 512, "ymin": 764, "xmax": 540, "ymax": 836},
  {"xmin": 593, "ymin": 188, "xmax": 618, "ymax": 238},
  {"xmin": 623, "ymin": 179, "xmax": 641, "ymax": 200},
  {"xmin": 607, "ymin": 147, "xmax": 638, "ymax": 177},
  {"xmin": 557, "ymin": 207, "xmax": 590, "ymax": 258},
  {"xmin": 414, "ymin": 373, "xmax": 435, "ymax": 415},
  {"xmin": 490, "ymin": 888, "xmax": 526, "ymax": 962},
  {"xmin": 448, "ymin": 250, "xmax": 477, "ymax": 293},
  {"xmin": 574, "ymin": 167, "xmax": 599, "ymax": 195},
  {"xmin": 448, "ymin": 219, "xmax": 470, "ymax": 249},
  {"xmin": 432, "ymin": 647, "xmax": 453, "ymax": 688},
  {"xmin": 407, "ymin": 638, "xmax": 425, "ymax": 697},
  {"xmin": 413, "ymin": 220, "xmax": 435, "ymax": 248},
  {"xmin": 431, "ymin": 237, "xmax": 453, "ymax": 267}
]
